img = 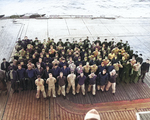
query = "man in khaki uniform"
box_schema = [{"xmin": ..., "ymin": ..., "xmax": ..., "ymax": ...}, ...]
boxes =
[
  {"xmin": 35, "ymin": 75, "xmax": 46, "ymax": 99},
  {"xmin": 108, "ymin": 51, "xmax": 115, "ymax": 60},
  {"xmin": 46, "ymin": 73, "xmax": 56, "ymax": 98},
  {"xmin": 66, "ymin": 71, "xmax": 76, "ymax": 95},
  {"xmin": 131, "ymin": 62, "xmax": 141, "ymax": 83},
  {"xmin": 83, "ymin": 62, "xmax": 91, "ymax": 76},
  {"xmin": 90, "ymin": 63, "xmax": 98, "ymax": 74}
]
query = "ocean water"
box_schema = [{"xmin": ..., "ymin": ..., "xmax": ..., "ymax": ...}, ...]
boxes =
[{"xmin": 0, "ymin": 0, "xmax": 150, "ymax": 17}]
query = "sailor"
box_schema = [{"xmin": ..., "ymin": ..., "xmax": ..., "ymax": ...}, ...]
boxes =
[
  {"xmin": 97, "ymin": 69, "xmax": 108, "ymax": 92},
  {"xmin": 9, "ymin": 67, "xmax": 19, "ymax": 93},
  {"xmin": 136, "ymin": 54, "xmax": 143, "ymax": 64},
  {"xmin": 46, "ymin": 73, "xmax": 56, "ymax": 98},
  {"xmin": 130, "ymin": 62, "xmax": 141, "ymax": 83},
  {"xmin": 17, "ymin": 64, "xmax": 26, "ymax": 91},
  {"xmin": 76, "ymin": 72, "xmax": 86, "ymax": 96},
  {"xmin": 88, "ymin": 73, "xmax": 97, "ymax": 96},
  {"xmin": 113, "ymin": 62, "xmax": 123, "ymax": 84},
  {"xmin": 57, "ymin": 39, "xmax": 64, "ymax": 46},
  {"xmin": 105, "ymin": 69, "xmax": 118, "ymax": 95},
  {"xmin": 35, "ymin": 75, "xmax": 46, "ymax": 99},
  {"xmin": 66, "ymin": 71, "xmax": 76, "ymax": 95},
  {"xmin": 140, "ymin": 59, "xmax": 149, "ymax": 83},
  {"xmin": 57, "ymin": 72, "xmax": 67, "ymax": 99},
  {"xmin": 90, "ymin": 63, "xmax": 98, "ymax": 74},
  {"xmin": 76, "ymin": 63, "xmax": 83, "ymax": 76},
  {"xmin": 26, "ymin": 65, "xmax": 36, "ymax": 90},
  {"xmin": 69, "ymin": 62, "xmax": 76, "ymax": 73}
]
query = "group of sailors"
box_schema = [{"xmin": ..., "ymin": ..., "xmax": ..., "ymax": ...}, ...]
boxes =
[{"xmin": 0, "ymin": 36, "xmax": 149, "ymax": 99}]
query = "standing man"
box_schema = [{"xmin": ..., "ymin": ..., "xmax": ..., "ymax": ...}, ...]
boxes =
[
  {"xmin": 106, "ymin": 69, "xmax": 118, "ymax": 95},
  {"xmin": 46, "ymin": 73, "xmax": 56, "ymax": 98},
  {"xmin": 35, "ymin": 75, "xmax": 46, "ymax": 99},
  {"xmin": 35, "ymin": 63, "xmax": 44, "ymax": 78},
  {"xmin": 9, "ymin": 67, "xmax": 19, "ymax": 93},
  {"xmin": 97, "ymin": 69, "xmax": 108, "ymax": 92},
  {"xmin": 26, "ymin": 65, "xmax": 36, "ymax": 90},
  {"xmin": 140, "ymin": 59, "xmax": 149, "ymax": 83},
  {"xmin": 17, "ymin": 64, "xmax": 26, "ymax": 91},
  {"xmin": 57, "ymin": 72, "xmax": 66, "ymax": 99},
  {"xmin": 66, "ymin": 71, "xmax": 76, "ymax": 95},
  {"xmin": 88, "ymin": 73, "xmax": 97, "ymax": 96},
  {"xmin": 76, "ymin": 72, "xmax": 86, "ymax": 96},
  {"xmin": 52, "ymin": 64, "xmax": 61, "ymax": 87},
  {"xmin": 1, "ymin": 58, "xmax": 10, "ymax": 81}
]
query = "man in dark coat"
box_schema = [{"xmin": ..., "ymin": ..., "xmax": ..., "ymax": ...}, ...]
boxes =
[
  {"xmin": 35, "ymin": 63, "xmax": 44, "ymax": 78},
  {"xmin": 57, "ymin": 72, "xmax": 66, "ymax": 99},
  {"xmin": 52, "ymin": 64, "xmax": 61, "ymax": 78},
  {"xmin": 88, "ymin": 73, "xmax": 97, "ymax": 96},
  {"xmin": 97, "ymin": 69, "xmax": 108, "ymax": 92},
  {"xmin": 0, "ymin": 69, "xmax": 7, "ymax": 91},
  {"xmin": 61, "ymin": 64, "xmax": 70, "ymax": 77},
  {"xmin": 1, "ymin": 58, "xmax": 10, "ymax": 81},
  {"xmin": 17, "ymin": 64, "xmax": 26, "ymax": 91},
  {"xmin": 26, "ymin": 65, "xmax": 36, "ymax": 90},
  {"xmin": 140, "ymin": 59, "xmax": 149, "ymax": 83},
  {"xmin": 136, "ymin": 54, "xmax": 143, "ymax": 64},
  {"xmin": 76, "ymin": 72, "xmax": 86, "ymax": 96},
  {"xmin": 9, "ymin": 67, "xmax": 19, "ymax": 93},
  {"xmin": 1, "ymin": 58, "xmax": 10, "ymax": 72}
]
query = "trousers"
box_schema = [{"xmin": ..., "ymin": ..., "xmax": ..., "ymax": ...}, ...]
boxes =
[
  {"xmin": 106, "ymin": 81, "xmax": 116, "ymax": 93},
  {"xmin": 76, "ymin": 84, "xmax": 85, "ymax": 95},
  {"xmin": 88, "ymin": 84, "xmax": 96, "ymax": 95},
  {"xmin": 57, "ymin": 85, "xmax": 66, "ymax": 96}
]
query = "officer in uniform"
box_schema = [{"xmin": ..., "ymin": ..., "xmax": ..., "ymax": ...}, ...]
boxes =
[
  {"xmin": 35, "ymin": 75, "xmax": 46, "ymax": 99},
  {"xmin": 90, "ymin": 63, "xmax": 98, "ymax": 74},
  {"xmin": 57, "ymin": 72, "xmax": 67, "ymax": 99},
  {"xmin": 88, "ymin": 73, "xmax": 97, "ymax": 96},
  {"xmin": 113, "ymin": 62, "xmax": 123, "ymax": 84},
  {"xmin": 46, "ymin": 73, "xmax": 57, "ymax": 98},
  {"xmin": 76, "ymin": 72, "xmax": 86, "ymax": 96},
  {"xmin": 130, "ymin": 62, "xmax": 141, "ymax": 83},
  {"xmin": 66, "ymin": 71, "xmax": 76, "ymax": 95},
  {"xmin": 140, "ymin": 59, "xmax": 149, "ymax": 83}
]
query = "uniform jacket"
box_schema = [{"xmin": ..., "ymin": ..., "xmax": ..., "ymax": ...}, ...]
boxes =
[
  {"xmin": 1, "ymin": 61, "xmax": 10, "ymax": 72},
  {"xmin": 97, "ymin": 72, "xmax": 108, "ymax": 85},
  {"xmin": 17, "ymin": 68, "xmax": 26, "ymax": 80}
]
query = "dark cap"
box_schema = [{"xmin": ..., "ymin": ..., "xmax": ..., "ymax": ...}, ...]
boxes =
[{"xmin": 2, "ymin": 58, "xmax": 6, "ymax": 60}]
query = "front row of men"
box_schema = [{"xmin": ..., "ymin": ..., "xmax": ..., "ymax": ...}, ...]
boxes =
[{"xmin": 35, "ymin": 69, "xmax": 117, "ymax": 99}]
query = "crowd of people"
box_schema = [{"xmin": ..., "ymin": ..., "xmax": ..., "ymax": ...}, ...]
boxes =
[{"xmin": 0, "ymin": 36, "xmax": 149, "ymax": 99}]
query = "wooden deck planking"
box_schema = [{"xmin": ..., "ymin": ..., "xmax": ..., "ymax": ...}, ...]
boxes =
[
  {"xmin": 66, "ymin": 82, "xmax": 150, "ymax": 104},
  {"xmin": 122, "ymin": 82, "xmax": 150, "ymax": 100},
  {"xmin": 0, "ymin": 18, "xmax": 150, "ymax": 120}
]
